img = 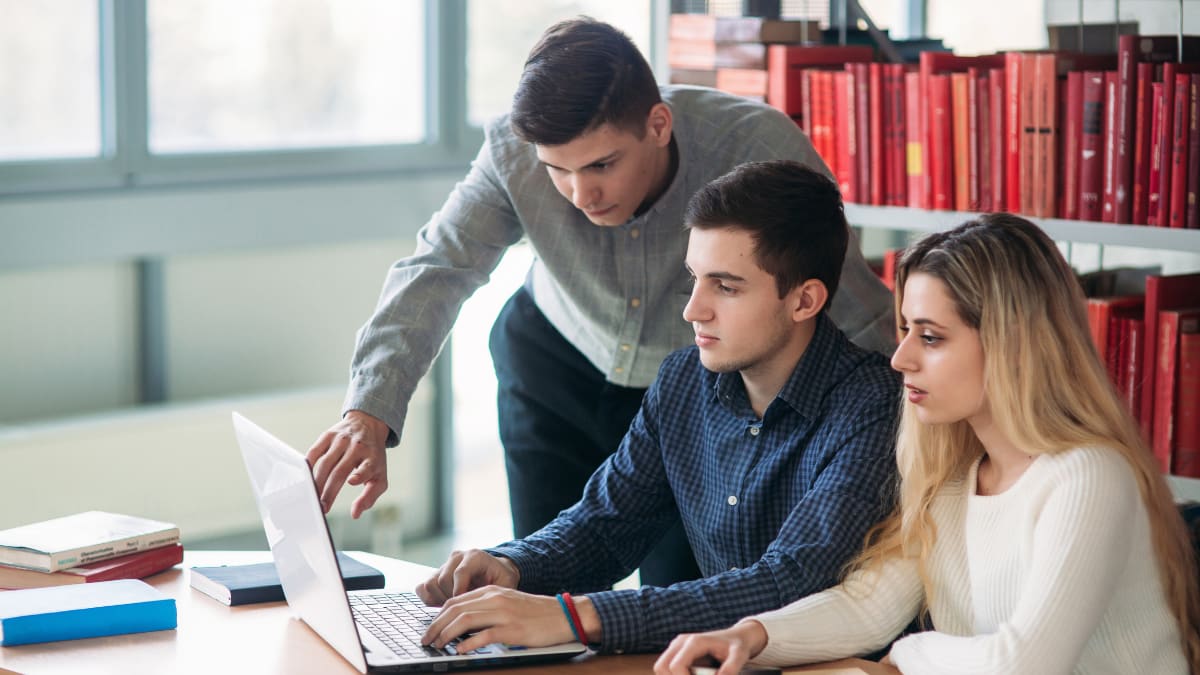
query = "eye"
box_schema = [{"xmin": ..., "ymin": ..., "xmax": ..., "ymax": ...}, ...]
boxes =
[
  {"xmin": 717, "ymin": 283, "xmax": 738, "ymax": 295},
  {"xmin": 590, "ymin": 162, "xmax": 610, "ymax": 172},
  {"xmin": 919, "ymin": 332, "xmax": 942, "ymax": 346}
]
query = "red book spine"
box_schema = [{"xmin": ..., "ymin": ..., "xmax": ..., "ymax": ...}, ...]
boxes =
[
  {"xmin": 888, "ymin": 64, "xmax": 908, "ymax": 207},
  {"xmin": 978, "ymin": 71, "xmax": 993, "ymax": 213},
  {"xmin": 1176, "ymin": 331, "xmax": 1200, "ymax": 478},
  {"xmin": 835, "ymin": 70, "xmax": 857, "ymax": 203},
  {"xmin": 930, "ymin": 73, "xmax": 954, "ymax": 210},
  {"xmin": 1037, "ymin": 54, "xmax": 1059, "ymax": 219},
  {"xmin": 819, "ymin": 70, "xmax": 836, "ymax": 173},
  {"xmin": 1102, "ymin": 72, "xmax": 1120, "ymax": 222},
  {"xmin": 1125, "ymin": 318, "xmax": 1145, "ymax": 417},
  {"xmin": 766, "ymin": 45, "xmax": 801, "ymax": 116},
  {"xmin": 1056, "ymin": 77, "xmax": 1068, "ymax": 217},
  {"xmin": 1188, "ymin": 75, "xmax": 1200, "ymax": 229},
  {"xmin": 905, "ymin": 71, "xmax": 925, "ymax": 208},
  {"xmin": 1154, "ymin": 311, "xmax": 1200, "ymax": 474},
  {"xmin": 951, "ymin": 72, "xmax": 971, "ymax": 211},
  {"xmin": 1141, "ymin": 273, "xmax": 1200, "ymax": 436},
  {"xmin": 1154, "ymin": 63, "xmax": 1180, "ymax": 226},
  {"xmin": 1115, "ymin": 35, "xmax": 1137, "ymax": 223},
  {"xmin": 799, "ymin": 68, "xmax": 814, "ymax": 135},
  {"xmin": 869, "ymin": 63, "xmax": 884, "ymax": 206},
  {"xmin": 1063, "ymin": 71, "xmax": 1084, "ymax": 220},
  {"xmin": 1169, "ymin": 73, "xmax": 1191, "ymax": 229},
  {"xmin": 989, "ymin": 68, "xmax": 1006, "ymax": 212},
  {"xmin": 1149, "ymin": 82, "xmax": 1167, "ymax": 226},
  {"xmin": 855, "ymin": 63, "xmax": 872, "ymax": 206},
  {"xmin": 1005, "ymin": 52, "xmax": 1023, "ymax": 213},
  {"xmin": 1079, "ymin": 72, "xmax": 1106, "ymax": 222},
  {"xmin": 1132, "ymin": 62, "xmax": 1156, "ymax": 224},
  {"xmin": 1019, "ymin": 53, "xmax": 1038, "ymax": 216}
]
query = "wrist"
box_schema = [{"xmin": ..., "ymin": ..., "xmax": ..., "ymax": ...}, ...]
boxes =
[
  {"xmin": 733, "ymin": 618, "xmax": 769, "ymax": 657},
  {"xmin": 345, "ymin": 410, "xmax": 389, "ymax": 438},
  {"xmin": 573, "ymin": 595, "xmax": 602, "ymax": 644},
  {"xmin": 492, "ymin": 554, "xmax": 521, "ymax": 587}
]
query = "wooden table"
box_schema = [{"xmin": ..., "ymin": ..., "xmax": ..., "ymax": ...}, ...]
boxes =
[{"xmin": 0, "ymin": 551, "xmax": 892, "ymax": 675}]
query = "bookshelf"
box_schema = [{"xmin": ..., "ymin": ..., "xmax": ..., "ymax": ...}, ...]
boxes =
[{"xmin": 845, "ymin": 204, "xmax": 1200, "ymax": 252}]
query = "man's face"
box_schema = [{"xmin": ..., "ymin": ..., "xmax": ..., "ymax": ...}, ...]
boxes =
[
  {"xmin": 682, "ymin": 227, "xmax": 801, "ymax": 380},
  {"xmin": 535, "ymin": 108, "xmax": 672, "ymax": 226}
]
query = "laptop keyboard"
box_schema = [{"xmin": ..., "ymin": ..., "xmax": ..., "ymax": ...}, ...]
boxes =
[{"xmin": 349, "ymin": 592, "xmax": 497, "ymax": 660}]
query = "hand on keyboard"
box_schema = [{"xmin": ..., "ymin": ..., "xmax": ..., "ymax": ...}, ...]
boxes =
[{"xmin": 421, "ymin": 585, "xmax": 578, "ymax": 654}]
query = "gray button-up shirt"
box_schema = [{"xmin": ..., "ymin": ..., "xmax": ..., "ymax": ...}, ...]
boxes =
[{"xmin": 344, "ymin": 86, "xmax": 895, "ymax": 444}]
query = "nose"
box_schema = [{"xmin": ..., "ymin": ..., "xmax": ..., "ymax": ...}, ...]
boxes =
[
  {"xmin": 890, "ymin": 330, "xmax": 917, "ymax": 373},
  {"xmin": 570, "ymin": 174, "xmax": 599, "ymax": 210},
  {"xmin": 682, "ymin": 285, "xmax": 710, "ymax": 323}
]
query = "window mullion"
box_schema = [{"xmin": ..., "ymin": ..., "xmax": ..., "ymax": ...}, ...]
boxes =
[{"xmin": 111, "ymin": 0, "xmax": 149, "ymax": 184}]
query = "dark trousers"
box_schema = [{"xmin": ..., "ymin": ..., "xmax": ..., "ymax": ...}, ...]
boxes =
[{"xmin": 489, "ymin": 287, "xmax": 701, "ymax": 588}]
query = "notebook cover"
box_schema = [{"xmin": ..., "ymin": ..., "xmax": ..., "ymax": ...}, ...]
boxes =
[{"xmin": 189, "ymin": 552, "xmax": 385, "ymax": 606}]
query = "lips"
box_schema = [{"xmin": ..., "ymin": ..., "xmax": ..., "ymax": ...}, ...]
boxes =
[
  {"xmin": 586, "ymin": 205, "xmax": 616, "ymax": 218},
  {"xmin": 905, "ymin": 384, "xmax": 927, "ymax": 404},
  {"xmin": 694, "ymin": 332, "xmax": 718, "ymax": 348}
]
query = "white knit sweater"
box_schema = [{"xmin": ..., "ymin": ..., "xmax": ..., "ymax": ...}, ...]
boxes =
[{"xmin": 752, "ymin": 446, "xmax": 1187, "ymax": 674}]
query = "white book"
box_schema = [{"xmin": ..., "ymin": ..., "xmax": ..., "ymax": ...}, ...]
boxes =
[{"xmin": 0, "ymin": 512, "xmax": 180, "ymax": 573}]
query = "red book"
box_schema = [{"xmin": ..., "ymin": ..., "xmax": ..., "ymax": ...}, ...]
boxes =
[
  {"xmin": 1169, "ymin": 73, "xmax": 1191, "ymax": 229},
  {"xmin": 1087, "ymin": 295, "xmax": 1144, "ymax": 387},
  {"xmin": 1063, "ymin": 71, "xmax": 1084, "ymax": 220},
  {"xmin": 1004, "ymin": 52, "xmax": 1024, "ymax": 213},
  {"xmin": 1148, "ymin": 82, "xmax": 1167, "ymax": 226},
  {"xmin": 1141, "ymin": 273, "xmax": 1200, "ymax": 437},
  {"xmin": 834, "ymin": 70, "xmax": 857, "ymax": 203},
  {"xmin": 930, "ymin": 73, "xmax": 954, "ymax": 210},
  {"xmin": 951, "ymin": 72, "xmax": 971, "ymax": 211},
  {"xmin": 1153, "ymin": 62, "xmax": 1183, "ymax": 226},
  {"xmin": 869, "ymin": 62, "xmax": 884, "ymax": 206},
  {"xmin": 1079, "ymin": 71, "xmax": 1107, "ymax": 222},
  {"xmin": 886, "ymin": 64, "xmax": 908, "ymax": 206},
  {"xmin": 1125, "ymin": 317, "xmax": 1146, "ymax": 418},
  {"xmin": 881, "ymin": 248, "xmax": 903, "ymax": 291},
  {"xmin": 715, "ymin": 68, "xmax": 769, "ymax": 98},
  {"xmin": 0, "ymin": 544, "xmax": 183, "ymax": 590},
  {"xmin": 818, "ymin": 70, "xmax": 837, "ymax": 174},
  {"xmin": 1056, "ymin": 76, "xmax": 1068, "ymax": 217},
  {"xmin": 1132, "ymin": 62, "xmax": 1156, "ymax": 224},
  {"xmin": 800, "ymin": 67, "xmax": 814, "ymax": 135},
  {"xmin": 1019, "ymin": 53, "xmax": 1039, "ymax": 216},
  {"xmin": 978, "ymin": 71, "xmax": 993, "ymax": 212},
  {"xmin": 1176, "ymin": 331, "xmax": 1200, "ymax": 477},
  {"xmin": 921, "ymin": 52, "xmax": 1007, "ymax": 210},
  {"xmin": 1189, "ymin": 75, "xmax": 1200, "ymax": 229},
  {"xmin": 766, "ymin": 45, "xmax": 875, "ymax": 118},
  {"xmin": 854, "ymin": 62, "xmax": 873, "ymax": 205},
  {"xmin": 1102, "ymin": 72, "xmax": 1120, "ymax": 222},
  {"xmin": 905, "ymin": 71, "xmax": 924, "ymax": 208},
  {"xmin": 1034, "ymin": 53, "xmax": 1060, "ymax": 218},
  {"xmin": 1154, "ymin": 309, "xmax": 1200, "ymax": 474},
  {"xmin": 1114, "ymin": 35, "xmax": 1138, "ymax": 223},
  {"xmin": 989, "ymin": 68, "xmax": 1006, "ymax": 212}
]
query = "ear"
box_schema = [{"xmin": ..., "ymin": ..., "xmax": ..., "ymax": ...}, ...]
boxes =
[
  {"xmin": 789, "ymin": 279, "xmax": 829, "ymax": 324},
  {"xmin": 645, "ymin": 102, "xmax": 673, "ymax": 148}
]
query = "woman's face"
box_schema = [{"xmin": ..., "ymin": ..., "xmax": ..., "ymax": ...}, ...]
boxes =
[{"xmin": 891, "ymin": 272, "xmax": 988, "ymax": 427}]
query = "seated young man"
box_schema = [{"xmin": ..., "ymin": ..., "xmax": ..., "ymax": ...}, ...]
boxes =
[{"xmin": 416, "ymin": 160, "xmax": 902, "ymax": 655}]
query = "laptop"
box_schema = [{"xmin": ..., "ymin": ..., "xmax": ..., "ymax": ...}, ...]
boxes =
[{"xmin": 230, "ymin": 412, "xmax": 588, "ymax": 672}]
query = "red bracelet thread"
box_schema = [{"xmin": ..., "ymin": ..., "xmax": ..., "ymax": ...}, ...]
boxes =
[{"xmin": 561, "ymin": 592, "xmax": 590, "ymax": 644}]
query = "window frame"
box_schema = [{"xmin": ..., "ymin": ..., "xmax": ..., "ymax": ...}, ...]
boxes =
[{"xmin": 0, "ymin": 0, "xmax": 481, "ymax": 197}]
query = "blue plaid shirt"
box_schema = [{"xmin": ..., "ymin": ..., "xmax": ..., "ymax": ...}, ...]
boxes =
[{"xmin": 488, "ymin": 313, "xmax": 901, "ymax": 653}]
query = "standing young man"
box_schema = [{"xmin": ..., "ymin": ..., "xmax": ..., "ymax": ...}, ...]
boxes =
[
  {"xmin": 306, "ymin": 17, "xmax": 894, "ymax": 587},
  {"xmin": 415, "ymin": 161, "xmax": 901, "ymax": 654}
]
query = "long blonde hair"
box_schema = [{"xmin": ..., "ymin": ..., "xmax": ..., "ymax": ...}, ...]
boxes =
[{"xmin": 853, "ymin": 213, "xmax": 1200, "ymax": 668}]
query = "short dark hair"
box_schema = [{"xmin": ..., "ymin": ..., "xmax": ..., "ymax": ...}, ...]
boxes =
[
  {"xmin": 510, "ymin": 17, "xmax": 662, "ymax": 145},
  {"xmin": 684, "ymin": 161, "xmax": 848, "ymax": 303}
]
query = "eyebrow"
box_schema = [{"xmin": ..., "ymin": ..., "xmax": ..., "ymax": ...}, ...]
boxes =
[
  {"xmin": 903, "ymin": 317, "xmax": 949, "ymax": 330},
  {"xmin": 685, "ymin": 264, "xmax": 746, "ymax": 283},
  {"xmin": 539, "ymin": 151, "xmax": 620, "ymax": 172}
]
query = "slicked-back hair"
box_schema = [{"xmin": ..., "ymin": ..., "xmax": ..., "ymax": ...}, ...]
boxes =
[
  {"xmin": 510, "ymin": 17, "xmax": 662, "ymax": 145},
  {"xmin": 684, "ymin": 160, "xmax": 848, "ymax": 304}
]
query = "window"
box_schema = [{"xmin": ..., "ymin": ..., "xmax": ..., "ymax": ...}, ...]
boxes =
[
  {"xmin": 0, "ymin": 0, "xmax": 101, "ymax": 160},
  {"xmin": 147, "ymin": 0, "xmax": 425, "ymax": 153}
]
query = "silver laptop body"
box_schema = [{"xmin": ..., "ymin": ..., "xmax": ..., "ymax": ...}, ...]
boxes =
[{"xmin": 231, "ymin": 412, "xmax": 587, "ymax": 672}]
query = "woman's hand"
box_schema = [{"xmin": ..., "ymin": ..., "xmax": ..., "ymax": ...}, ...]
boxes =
[{"xmin": 654, "ymin": 620, "xmax": 769, "ymax": 675}]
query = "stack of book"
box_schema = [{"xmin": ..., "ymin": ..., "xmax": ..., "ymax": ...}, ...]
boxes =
[{"xmin": 0, "ymin": 511, "xmax": 183, "ymax": 590}]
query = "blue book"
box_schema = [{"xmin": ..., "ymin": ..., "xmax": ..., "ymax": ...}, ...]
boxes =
[{"xmin": 0, "ymin": 578, "xmax": 176, "ymax": 646}]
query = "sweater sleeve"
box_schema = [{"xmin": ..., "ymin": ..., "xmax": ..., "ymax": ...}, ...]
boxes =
[
  {"xmin": 888, "ymin": 449, "xmax": 1140, "ymax": 675},
  {"xmin": 752, "ymin": 556, "xmax": 924, "ymax": 666}
]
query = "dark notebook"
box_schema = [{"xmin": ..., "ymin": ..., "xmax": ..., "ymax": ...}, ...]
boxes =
[{"xmin": 189, "ymin": 552, "xmax": 385, "ymax": 606}]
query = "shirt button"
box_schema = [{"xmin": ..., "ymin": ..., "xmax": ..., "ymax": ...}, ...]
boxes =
[
  {"xmin": 727, "ymin": 495, "xmax": 738, "ymax": 506},
  {"xmin": 620, "ymin": 344, "xmax": 631, "ymax": 351},
  {"xmin": 630, "ymin": 228, "xmax": 640, "ymax": 239},
  {"xmin": 630, "ymin": 298, "xmax": 641, "ymax": 308},
  {"xmin": 730, "ymin": 566, "xmax": 739, "ymax": 571},
  {"xmin": 749, "ymin": 426, "xmax": 760, "ymax": 436}
]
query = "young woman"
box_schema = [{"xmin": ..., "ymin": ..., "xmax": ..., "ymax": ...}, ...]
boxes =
[{"xmin": 655, "ymin": 214, "xmax": 1200, "ymax": 674}]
